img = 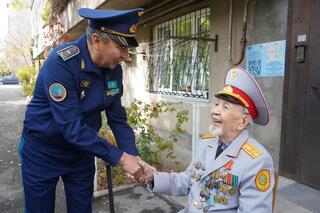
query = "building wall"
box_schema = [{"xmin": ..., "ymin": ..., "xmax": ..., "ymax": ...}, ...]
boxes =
[
  {"xmin": 30, "ymin": 0, "xmax": 288, "ymax": 169},
  {"xmin": 245, "ymin": 0, "xmax": 288, "ymax": 170},
  {"xmin": 31, "ymin": 0, "xmax": 46, "ymax": 57},
  {"xmin": 124, "ymin": 0, "xmax": 288, "ymax": 169},
  {"xmin": 31, "ymin": 0, "xmax": 105, "ymax": 58}
]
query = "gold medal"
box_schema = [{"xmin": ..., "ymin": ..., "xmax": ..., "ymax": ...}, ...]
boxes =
[
  {"xmin": 214, "ymin": 194, "xmax": 220, "ymax": 203},
  {"xmin": 221, "ymin": 196, "xmax": 229, "ymax": 205}
]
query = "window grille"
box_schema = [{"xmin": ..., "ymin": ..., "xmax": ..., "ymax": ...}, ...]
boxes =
[{"xmin": 148, "ymin": 8, "xmax": 211, "ymax": 99}]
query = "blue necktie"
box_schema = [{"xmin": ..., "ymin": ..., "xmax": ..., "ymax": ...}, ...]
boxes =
[{"xmin": 215, "ymin": 143, "xmax": 224, "ymax": 159}]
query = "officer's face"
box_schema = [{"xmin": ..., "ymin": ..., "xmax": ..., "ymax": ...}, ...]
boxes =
[
  {"xmin": 210, "ymin": 98, "xmax": 251, "ymax": 142},
  {"xmin": 92, "ymin": 35, "xmax": 129, "ymax": 69}
]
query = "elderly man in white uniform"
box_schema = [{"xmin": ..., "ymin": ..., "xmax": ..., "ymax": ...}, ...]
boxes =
[{"xmin": 139, "ymin": 67, "xmax": 274, "ymax": 213}]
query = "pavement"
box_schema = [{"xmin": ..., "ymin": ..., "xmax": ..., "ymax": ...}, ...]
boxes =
[{"xmin": 0, "ymin": 84, "xmax": 320, "ymax": 213}]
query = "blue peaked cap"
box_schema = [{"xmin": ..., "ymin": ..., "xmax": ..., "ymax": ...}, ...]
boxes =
[{"xmin": 78, "ymin": 8, "xmax": 144, "ymax": 47}]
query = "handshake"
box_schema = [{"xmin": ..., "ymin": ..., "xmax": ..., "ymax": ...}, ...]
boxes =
[{"xmin": 119, "ymin": 152, "xmax": 157, "ymax": 185}]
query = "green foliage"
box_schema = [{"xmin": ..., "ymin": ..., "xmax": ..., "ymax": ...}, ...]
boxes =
[
  {"xmin": 97, "ymin": 100, "xmax": 189, "ymax": 189},
  {"xmin": 41, "ymin": 1, "xmax": 51, "ymax": 21},
  {"xmin": 0, "ymin": 61, "xmax": 10, "ymax": 77},
  {"xmin": 41, "ymin": 0, "xmax": 71, "ymax": 21},
  {"xmin": 17, "ymin": 65, "xmax": 37, "ymax": 97},
  {"xmin": 126, "ymin": 100, "xmax": 189, "ymax": 165},
  {"xmin": 97, "ymin": 125, "xmax": 135, "ymax": 188},
  {"xmin": 96, "ymin": 159, "xmax": 132, "ymax": 190},
  {"xmin": 9, "ymin": 0, "xmax": 30, "ymax": 9}
]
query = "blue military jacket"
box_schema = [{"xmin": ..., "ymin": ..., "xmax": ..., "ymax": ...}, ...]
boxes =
[{"xmin": 22, "ymin": 35, "xmax": 137, "ymax": 166}]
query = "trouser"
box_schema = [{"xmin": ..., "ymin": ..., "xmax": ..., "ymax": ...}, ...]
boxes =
[{"xmin": 19, "ymin": 137, "xmax": 95, "ymax": 213}]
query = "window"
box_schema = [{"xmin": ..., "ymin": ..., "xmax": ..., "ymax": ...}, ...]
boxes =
[{"xmin": 148, "ymin": 8, "xmax": 211, "ymax": 99}]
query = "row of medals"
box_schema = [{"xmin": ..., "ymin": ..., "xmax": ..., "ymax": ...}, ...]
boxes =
[{"xmin": 191, "ymin": 161, "xmax": 239, "ymax": 212}]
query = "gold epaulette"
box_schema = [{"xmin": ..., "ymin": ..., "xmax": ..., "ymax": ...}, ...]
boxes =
[
  {"xmin": 242, "ymin": 141, "xmax": 262, "ymax": 159},
  {"xmin": 201, "ymin": 133, "xmax": 216, "ymax": 139}
]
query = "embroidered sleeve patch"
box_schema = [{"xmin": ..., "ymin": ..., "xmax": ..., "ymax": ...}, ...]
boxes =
[
  {"xmin": 49, "ymin": 83, "xmax": 67, "ymax": 102},
  {"xmin": 57, "ymin": 45, "xmax": 80, "ymax": 61},
  {"xmin": 255, "ymin": 169, "xmax": 270, "ymax": 191}
]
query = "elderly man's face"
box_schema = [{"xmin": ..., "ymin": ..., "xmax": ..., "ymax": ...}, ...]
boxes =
[
  {"xmin": 91, "ymin": 34, "xmax": 129, "ymax": 69},
  {"xmin": 210, "ymin": 98, "xmax": 250, "ymax": 142}
]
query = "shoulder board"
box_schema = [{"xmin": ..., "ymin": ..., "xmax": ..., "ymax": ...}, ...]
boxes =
[
  {"xmin": 57, "ymin": 45, "xmax": 80, "ymax": 61},
  {"xmin": 241, "ymin": 141, "xmax": 262, "ymax": 159},
  {"xmin": 201, "ymin": 133, "xmax": 216, "ymax": 139}
]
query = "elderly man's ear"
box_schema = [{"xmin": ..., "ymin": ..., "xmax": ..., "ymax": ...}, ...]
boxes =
[{"xmin": 239, "ymin": 114, "xmax": 252, "ymax": 131}]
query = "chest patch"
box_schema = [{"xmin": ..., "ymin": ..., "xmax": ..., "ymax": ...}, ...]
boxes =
[{"xmin": 106, "ymin": 80, "xmax": 120, "ymax": 96}]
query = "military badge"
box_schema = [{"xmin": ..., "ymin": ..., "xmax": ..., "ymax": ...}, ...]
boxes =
[
  {"xmin": 195, "ymin": 162, "xmax": 201, "ymax": 169},
  {"xmin": 80, "ymin": 90, "xmax": 85, "ymax": 99},
  {"xmin": 57, "ymin": 45, "xmax": 80, "ymax": 61},
  {"xmin": 106, "ymin": 88, "xmax": 120, "ymax": 96},
  {"xmin": 230, "ymin": 68, "xmax": 239, "ymax": 79},
  {"xmin": 49, "ymin": 83, "xmax": 67, "ymax": 102},
  {"xmin": 129, "ymin": 24, "xmax": 137, "ymax": 33},
  {"xmin": 81, "ymin": 59, "xmax": 85, "ymax": 69},
  {"xmin": 255, "ymin": 169, "xmax": 270, "ymax": 191},
  {"xmin": 80, "ymin": 80, "xmax": 91, "ymax": 88},
  {"xmin": 242, "ymin": 141, "xmax": 262, "ymax": 159}
]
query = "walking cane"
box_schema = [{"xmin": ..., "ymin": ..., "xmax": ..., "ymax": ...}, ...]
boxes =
[{"xmin": 106, "ymin": 165, "xmax": 115, "ymax": 213}]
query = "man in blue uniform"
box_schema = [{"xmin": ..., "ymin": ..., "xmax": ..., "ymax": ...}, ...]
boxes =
[{"xmin": 19, "ymin": 8, "xmax": 144, "ymax": 213}]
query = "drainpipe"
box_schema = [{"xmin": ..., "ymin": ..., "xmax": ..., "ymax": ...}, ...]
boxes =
[
  {"xmin": 192, "ymin": 103, "xmax": 200, "ymax": 159},
  {"xmin": 229, "ymin": 0, "xmax": 251, "ymax": 65}
]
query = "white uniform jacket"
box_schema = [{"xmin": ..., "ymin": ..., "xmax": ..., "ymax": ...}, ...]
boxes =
[{"xmin": 151, "ymin": 129, "xmax": 274, "ymax": 213}]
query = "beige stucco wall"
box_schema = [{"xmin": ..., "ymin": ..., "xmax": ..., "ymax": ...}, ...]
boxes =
[
  {"xmin": 31, "ymin": 0, "xmax": 286, "ymax": 168},
  {"xmin": 122, "ymin": 0, "xmax": 287, "ymax": 168}
]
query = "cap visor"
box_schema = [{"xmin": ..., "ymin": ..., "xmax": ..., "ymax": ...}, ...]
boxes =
[{"xmin": 107, "ymin": 33, "xmax": 138, "ymax": 48}]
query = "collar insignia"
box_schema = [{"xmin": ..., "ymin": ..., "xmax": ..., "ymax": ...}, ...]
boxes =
[
  {"xmin": 81, "ymin": 59, "xmax": 85, "ymax": 69},
  {"xmin": 80, "ymin": 80, "xmax": 91, "ymax": 88}
]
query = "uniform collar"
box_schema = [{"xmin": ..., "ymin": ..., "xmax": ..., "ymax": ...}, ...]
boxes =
[
  {"xmin": 77, "ymin": 35, "xmax": 105, "ymax": 75},
  {"xmin": 201, "ymin": 129, "xmax": 249, "ymax": 181},
  {"xmin": 224, "ymin": 129, "xmax": 250, "ymax": 158}
]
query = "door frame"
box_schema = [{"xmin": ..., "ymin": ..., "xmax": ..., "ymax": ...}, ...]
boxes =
[{"xmin": 280, "ymin": 0, "xmax": 311, "ymax": 180}]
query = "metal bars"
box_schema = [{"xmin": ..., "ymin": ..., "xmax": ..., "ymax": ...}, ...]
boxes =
[{"xmin": 148, "ymin": 8, "xmax": 211, "ymax": 99}]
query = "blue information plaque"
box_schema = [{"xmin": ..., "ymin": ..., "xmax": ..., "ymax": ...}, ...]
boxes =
[{"xmin": 245, "ymin": 40, "xmax": 286, "ymax": 77}]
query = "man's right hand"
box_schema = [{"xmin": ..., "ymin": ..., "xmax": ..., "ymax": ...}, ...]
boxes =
[
  {"xmin": 118, "ymin": 152, "xmax": 143, "ymax": 178},
  {"xmin": 137, "ymin": 159, "xmax": 157, "ymax": 184}
]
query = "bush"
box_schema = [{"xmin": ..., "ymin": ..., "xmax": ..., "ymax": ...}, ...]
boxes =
[
  {"xmin": 96, "ymin": 99, "xmax": 189, "ymax": 189},
  {"xmin": 126, "ymin": 100, "xmax": 189, "ymax": 165},
  {"xmin": 17, "ymin": 65, "xmax": 37, "ymax": 97}
]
